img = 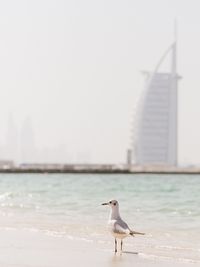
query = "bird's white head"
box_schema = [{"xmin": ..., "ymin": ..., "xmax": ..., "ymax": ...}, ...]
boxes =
[
  {"xmin": 101, "ymin": 200, "xmax": 120, "ymax": 219},
  {"xmin": 101, "ymin": 199, "xmax": 119, "ymax": 208}
]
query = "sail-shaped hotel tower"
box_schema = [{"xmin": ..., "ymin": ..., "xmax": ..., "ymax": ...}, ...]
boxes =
[{"xmin": 132, "ymin": 35, "xmax": 181, "ymax": 166}]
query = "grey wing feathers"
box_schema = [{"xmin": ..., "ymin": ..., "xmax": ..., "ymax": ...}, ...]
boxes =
[
  {"xmin": 112, "ymin": 218, "xmax": 145, "ymax": 236},
  {"xmin": 113, "ymin": 219, "xmax": 131, "ymax": 234}
]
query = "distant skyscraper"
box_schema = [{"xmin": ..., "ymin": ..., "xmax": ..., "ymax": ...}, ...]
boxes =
[
  {"xmin": 20, "ymin": 117, "xmax": 35, "ymax": 163},
  {"xmin": 132, "ymin": 28, "xmax": 181, "ymax": 166},
  {"xmin": 5, "ymin": 114, "xmax": 19, "ymax": 162}
]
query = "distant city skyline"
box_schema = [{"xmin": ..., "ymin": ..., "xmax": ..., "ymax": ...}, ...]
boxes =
[
  {"xmin": 0, "ymin": 115, "xmax": 93, "ymax": 164},
  {"xmin": 0, "ymin": 1, "xmax": 200, "ymax": 165}
]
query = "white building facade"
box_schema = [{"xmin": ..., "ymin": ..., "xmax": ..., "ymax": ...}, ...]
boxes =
[{"xmin": 133, "ymin": 41, "xmax": 181, "ymax": 166}]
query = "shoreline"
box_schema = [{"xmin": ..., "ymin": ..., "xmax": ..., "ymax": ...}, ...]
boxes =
[
  {"xmin": 1, "ymin": 165, "xmax": 200, "ymax": 174},
  {"xmin": 0, "ymin": 228, "xmax": 198, "ymax": 267}
]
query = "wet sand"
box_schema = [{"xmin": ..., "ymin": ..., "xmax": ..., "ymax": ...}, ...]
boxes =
[{"xmin": 0, "ymin": 228, "xmax": 197, "ymax": 267}]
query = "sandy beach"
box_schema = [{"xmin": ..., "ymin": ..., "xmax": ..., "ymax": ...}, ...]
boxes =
[
  {"xmin": 0, "ymin": 174, "xmax": 199, "ymax": 266},
  {"xmin": 0, "ymin": 228, "xmax": 198, "ymax": 267}
]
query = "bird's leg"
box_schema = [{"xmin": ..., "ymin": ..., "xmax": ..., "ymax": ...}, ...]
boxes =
[
  {"xmin": 115, "ymin": 238, "xmax": 117, "ymax": 253},
  {"xmin": 120, "ymin": 240, "xmax": 123, "ymax": 252}
]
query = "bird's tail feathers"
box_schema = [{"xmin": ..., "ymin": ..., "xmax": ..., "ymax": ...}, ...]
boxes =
[{"xmin": 130, "ymin": 231, "xmax": 145, "ymax": 236}]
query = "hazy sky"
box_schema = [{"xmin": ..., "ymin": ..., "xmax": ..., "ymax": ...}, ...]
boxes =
[{"xmin": 0, "ymin": 0, "xmax": 200, "ymax": 164}]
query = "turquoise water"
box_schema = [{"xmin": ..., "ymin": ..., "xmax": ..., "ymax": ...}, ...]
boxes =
[{"xmin": 0, "ymin": 173, "xmax": 199, "ymax": 262}]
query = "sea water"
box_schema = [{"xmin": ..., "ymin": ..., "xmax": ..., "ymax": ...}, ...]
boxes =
[{"xmin": 0, "ymin": 173, "xmax": 199, "ymax": 263}]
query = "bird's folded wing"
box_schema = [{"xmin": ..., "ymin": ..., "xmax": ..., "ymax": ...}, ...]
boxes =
[{"xmin": 113, "ymin": 220, "xmax": 130, "ymax": 234}]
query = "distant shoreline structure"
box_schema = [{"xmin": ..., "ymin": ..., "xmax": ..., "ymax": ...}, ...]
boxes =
[
  {"xmin": 131, "ymin": 23, "xmax": 181, "ymax": 166},
  {"xmin": 0, "ymin": 162, "xmax": 200, "ymax": 174}
]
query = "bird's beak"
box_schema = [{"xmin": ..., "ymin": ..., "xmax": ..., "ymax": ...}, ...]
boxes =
[{"xmin": 101, "ymin": 202, "xmax": 109, "ymax": 206}]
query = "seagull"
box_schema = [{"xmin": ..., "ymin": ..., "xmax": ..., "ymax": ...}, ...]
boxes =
[{"xmin": 102, "ymin": 199, "xmax": 145, "ymax": 253}]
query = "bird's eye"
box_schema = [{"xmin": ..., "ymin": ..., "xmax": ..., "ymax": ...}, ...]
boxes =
[
  {"xmin": 109, "ymin": 201, "xmax": 112, "ymax": 204},
  {"xmin": 113, "ymin": 203, "xmax": 116, "ymax": 206}
]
